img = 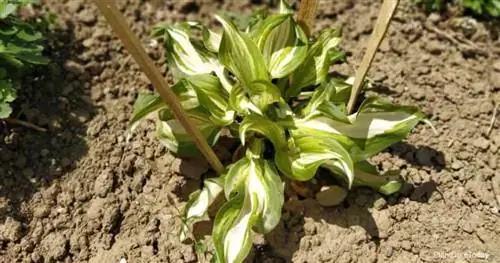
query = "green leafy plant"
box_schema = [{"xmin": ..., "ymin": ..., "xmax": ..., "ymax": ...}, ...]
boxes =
[
  {"xmin": 0, "ymin": 0, "xmax": 48, "ymax": 118},
  {"xmin": 415, "ymin": 0, "xmax": 500, "ymax": 17},
  {"xmin": 130, "ymin": 1, "xmax": 425, "ymax": 262}
]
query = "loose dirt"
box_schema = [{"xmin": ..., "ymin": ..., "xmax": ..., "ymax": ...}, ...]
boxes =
[{"xmin": 1, "ymin": 0, "xmax": 499, "ymax": 262}]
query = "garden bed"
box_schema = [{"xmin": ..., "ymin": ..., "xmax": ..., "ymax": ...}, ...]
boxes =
[{"xmin": 0, "ymin": 0, "xmax": 499, "ymax": 262}]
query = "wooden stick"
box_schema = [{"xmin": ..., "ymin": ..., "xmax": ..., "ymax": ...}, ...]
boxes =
[
  {"xmin": 92, "ymin": 0, "xmax": 224, "ymax": 173},
  {"xmin": 297, "ymin": 0, "xmax": 318, "ymax": 37},
  {"xmin": 346, "ymin": 0, "xmax": 399, "ymax": 114}
]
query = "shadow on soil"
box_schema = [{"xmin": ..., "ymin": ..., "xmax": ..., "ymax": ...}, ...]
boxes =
[
  {"xmin": 257, "ymin": 180, "xmax": 442, "ymax": 262},
  {"xmin": 0, "ymin": 20, "xmax": 96, "ymax": 226},
  {"xmin": 386, "ymin": 142, "xmax": 447, "ymax": 172},
  {"xmin": 172, "ymin": 140, "xmax": 446, "ymax": 262},
  {"xmin": 257, "ymin": 143, "xmax": 445, "ymax": 262}
]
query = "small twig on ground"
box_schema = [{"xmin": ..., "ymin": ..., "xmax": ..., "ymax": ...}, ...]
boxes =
[
  {"xmin": 3, "ymin": 118, "xmax": 47, "ymax": 132},
  {"xmin": 487, "ymin": 102, "xmax": 498, "ymax": 137},
  {"xmin": 447, "ymin": 139, "xmax": 455, "ymax": 148},
  {"xmin": 423, "ymin": 22, "xmax": 489, "ymax": 57}
]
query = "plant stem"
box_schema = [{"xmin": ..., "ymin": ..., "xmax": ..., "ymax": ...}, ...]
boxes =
[
  {"xmin": 346, "ymin": 0, "xmax": 399, "ymax": 114},
  {"xmin": 3, "ymin": 118, "xmax": 47, "ymax": 132},
  {"xmin": 297, "ymin": 0, "xmax": 318, "ymax": 37},
  {"xmin": 92, "ymin": 0, "xmax": 224, "ymax": 173}
]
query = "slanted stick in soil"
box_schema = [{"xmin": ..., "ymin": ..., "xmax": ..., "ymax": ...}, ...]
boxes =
[
  {"xmin": 347, "ymin": 0, "xmax": 399, "ymax": 114},
  {"xmin": 91, "ymin": 0, "xmax": 224, "ymax": 173},
  {"xmin": 297, "ymin": 0, "xmax": 318, "ymax": 37}
]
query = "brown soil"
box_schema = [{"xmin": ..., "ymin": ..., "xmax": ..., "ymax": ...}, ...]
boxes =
[{"xmin": 1, "ymin": 0, "xmax": 499, "ymax": 262}]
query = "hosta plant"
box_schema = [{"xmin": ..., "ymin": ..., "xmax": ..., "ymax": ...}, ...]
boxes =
[
  {"xmin": 0, "ymin": 0, "xmax": 48, "ymax": 118},
  {"xmin": 130, "ymin": 1, "xmax": 425, "ymax": 262}
]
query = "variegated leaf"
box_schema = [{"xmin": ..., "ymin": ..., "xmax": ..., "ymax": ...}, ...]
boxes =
[
  {"xmin": 153, "ymin": 23, "xmax": 223, "ymax": 77},
  {"xmin": 247, "ymin": 80, "xmax": 282, "ymax": 111},
  {"xmin": 187, "ymin": 74, "xmax": 234, "ymax": 126},
  {"xmin": 294, "ymin": 97, "xmax": 425, "ymax": 161},
  {"xmin": 180, "ymin": 177, "xmax": 224, "ymax": 241},
  {"xmin": 156, "ymin": 107, "xmax": 221, "ymax": 157},
  {"xmin": 353, "ymin": 161, "xmax": 402, "ymax": 195},
  {"xmin": 202, "ymin": 26, "xmax": 222, "ymax": 52},
  {"xmin": 255, "ymin": 15, "xmax": 308, "ymax": 78},
  {"xmin": 128, "ymin": 92, "xmax": 168, "ymax": 134},
  {"xmin": 249, "ymin": 159, "xmax": 284, "ymax": 233},
  {"xmin": 239, "ymin": 114, "xmax": 287, "ymax": 151},
  {"xmin": 275, "ymin": 135, "xmax": 355, "ymax": 187},
  {"xmin": 215, "ymin": 14, "xmax": 270, "ymax": 89},
  {"xmin": 213, "ymin": 193, "xmax": 255, "ymax": 263},
  {"xmin": 214, "ymin": 140, "xmax": 284, "ymax": 263},
  {"xmin": 128, "ymin": 80, "xmax": 198, "ymax": 134},
  {"xmin": 279, "ymin": 0, "xmax": 294, "ymax": 14},
  {"xmin": 287, "ymin": 28, "xmax": 342, "ymax": 98},
  {"xmin": 228, "ymin": 84, "xmax": 263, "ymax": 115}
]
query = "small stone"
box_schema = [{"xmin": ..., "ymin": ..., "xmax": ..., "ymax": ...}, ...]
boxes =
[
  {"xmin": 383, "ymin": 245, "xmax": 393, "ymax": 258},
  {"xmin": 82, "ymin": 38, "xmax": 95, "ymax": 48},
  {"xmin": 410, "ymin": 88, "xmax": 426, "ymax": 100},
  {"xmin": 303, "ymin": 220, "xmax": 317, "ymax": 235},
  {"xmin": 493, "ymin": 61, "xmax": 500, "ymax": 72},
  {"xmin": 78, "ymin": 9, "xmax": 96, "ymax": 25},
  {"xmin": 92, "ymin": 28, "xmax": 110, "ymax": 41},
  {"xmin": 425, "ymin": 40, "xmax": 445, "ymax": 55},
  {"xmin": 94, "ymin": 169, "xmax": 115, "ymax": 197},
  {"xmin": 473, "ymin": 137, "xmax": 490, "ymax": 151},
  {"xmin": 401, "ymin": 240, "xmax": 412, "ymax": 251},
  {"xmin": 33, "ymin": 204, "xmax": 51, "ymax": 218},
  {"xmin": 102, "ymin": 206, "xmax": 121, "ymax": 232},
  {"xmin": 372, "ymin": 210, "xmax": 392, "ymax": 238},
  {"xmin": 64, "ymin": 60, "xmax": 85, "ymax": 75},
  {"xmin": 41, "ymin": 232, "xmax": 69, "ymax": 260},
  {"xmin": 459, "ymin": 219, "xmax": 474, "ymax": 233},
  {"xmin": 0, "ymin": 217, "xmax": 23, "ymax": 242},
  {"xmin": 427, "ymin": 13, "xmax": 441, "ymax": 24},
  {"xmin": 451, "ymin": 160, "xmax": 464, "ymax": 170},
  {"xmin": 315, "ymin": 185, "xmax": 347, "ymax": 207},
  {"xmin": 131, "ymin": 172, "xmax": 145, "ymax": 193},
  {"xmin": 86, "ymin": 198, "xmax": 105, "ymax": 219},
  {"xmin": 373, "ymin": 197, "xmax": 387, "ymax": 210},
  {"xmin": 66, "ymin": 0, "xmax": 83, "ymax": 12}
]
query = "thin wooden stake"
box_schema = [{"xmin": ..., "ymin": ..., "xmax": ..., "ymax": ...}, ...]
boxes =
[
  {"xmin": 92, "ymin": 0, "xmax": 224, "ymax": 173},
  {"xmin": 347, "ymin": 0, "xmax": 399, "ymax": 114},
  {"xmin": 297, "ymin": 0, "xmax": 318, "ymax": 37}
]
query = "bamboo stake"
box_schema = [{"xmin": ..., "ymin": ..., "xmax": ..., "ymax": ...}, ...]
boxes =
[
  {"xmin": 346, "ymin": 0, "xmax": 399, "ymax": 114},
  {"xmin": 297, "ymin": 0, "xmax": 318, "ymax": 37},
  {"xmin": 92, "ymin": 0, "xmax": 224, "ymax": 173}
]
